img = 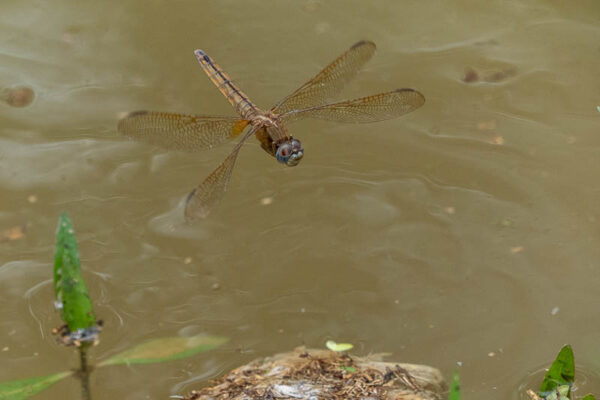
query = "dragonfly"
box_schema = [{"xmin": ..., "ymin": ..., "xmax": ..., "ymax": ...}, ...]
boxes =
[{"xmin": 118, "ymin": 40, "xmax": 425, "ymax": 220}]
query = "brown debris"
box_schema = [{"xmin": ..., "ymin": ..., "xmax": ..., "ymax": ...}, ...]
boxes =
[
  {"xmin": 52, "ymin": 321, "xmax": 103, "ymax": 347},
  {"xmin": 1, "ymin": 223, "xmax": 30, "ymax": 242},
  {"xmin": 443, "ymin": 207, "xmax": 455, "ymax": 215},
  {"xmin": 1, "ymin": 86, "xmax": 35, "ymax": 107},
  {"xmin": 490, "ymin": 135, "xmax": 505, "ymax": 145},
  {"xmin": 462, "ymin": 66, "xmax": 517, "ymax": 84},
  {"xmin": 462, "ymin": 68, "xmax": 479, "ymax": 83},
  {"xmin": 185, "ymin": 347, "xmax": 445, "ymax": 400},
  {"xmin": 510, "ymin": 246, "xmax": 524, "ymax": 254},
  {"xmin": 476, "ymin": 120, "xmax": 496, "ymax": 131}
]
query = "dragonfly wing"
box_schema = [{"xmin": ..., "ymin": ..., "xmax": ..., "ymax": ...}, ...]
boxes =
[
  {"xmin": 271, "ymin": 40, "xmax": 376, "ymax": 115},
  {"xmin": 118, "ymin": 111, "xmax": 249, "ymax": 152},
  {"xmin": 184, "ymin": 125, "xmax": 259, "ymax": 221},
  {"xmin": 280, "ymin": 89, "xmax": 425, "ymax": 124}
]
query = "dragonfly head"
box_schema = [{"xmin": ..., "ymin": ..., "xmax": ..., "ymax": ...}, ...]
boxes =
[{"xmin": 276, "ymin": 138, "xmax": 303, "ymax": 166}]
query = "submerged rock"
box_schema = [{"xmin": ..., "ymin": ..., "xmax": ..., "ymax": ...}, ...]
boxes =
[{"xmin": 185, "ymin": 347, "xmax": 446, "ymax": 400}]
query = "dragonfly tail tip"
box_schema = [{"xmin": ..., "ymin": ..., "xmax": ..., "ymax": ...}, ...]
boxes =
[{"xmin": 351, "ymin": 40, "xmax": 376, "ymax": 50}]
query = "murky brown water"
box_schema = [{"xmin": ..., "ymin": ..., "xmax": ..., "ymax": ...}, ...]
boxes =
[{"xmin": 1, "ymin": 1, "xmax": 600, "ymax": 399}]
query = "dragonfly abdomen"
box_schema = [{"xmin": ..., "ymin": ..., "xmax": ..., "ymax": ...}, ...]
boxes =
[{"xmin": 194, "ymin": 50, "xmax": 259, "ymax": 119}]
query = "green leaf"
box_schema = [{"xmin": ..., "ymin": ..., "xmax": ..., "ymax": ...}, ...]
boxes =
[
  {"xmin": 539, "ymin": 345, "xmax": 575, "ymax": 396},
  {"xmin": 99, "ymin": 335, "xmax": 228, "ymax": 366},
  {"xmin": 339, "ymin": 366, "xmax": 357, "ymax": 373},
  {"xmin": 325, "ymin": 340, "xmax": 353, "ymax": 352},
  {"xmin": 54, "ymin": 212, "xmax": 96, "ymax": 332},
  {"xmin": 448, "ymin": 371, "xmax": 460, "ymax": 400},
  {"xmin": 0, "ymin": 371, "xmax": 72, "ymax": 400},
  {"xmin": 581, "ymin": 395, "xmax": 596, "ymax": 400}
]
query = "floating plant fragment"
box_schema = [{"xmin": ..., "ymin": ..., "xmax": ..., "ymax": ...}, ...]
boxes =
[
  {"xmin": 99, "ymin": 335, "xmax": 228, "ymax": 366},
  {"xmin": 325, "ymin": 340, "xmax": 354, "ymax": 352}
]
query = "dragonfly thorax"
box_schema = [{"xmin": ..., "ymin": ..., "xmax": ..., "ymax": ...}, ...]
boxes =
[{"xmin": 251, "ymin": 114, "xmax": 275, "ymax": 125}]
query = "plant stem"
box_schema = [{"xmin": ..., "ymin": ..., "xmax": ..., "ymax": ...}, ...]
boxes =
[{"xmin": 79, "ymin": 346, "xmax": 91, "ymax": 400}]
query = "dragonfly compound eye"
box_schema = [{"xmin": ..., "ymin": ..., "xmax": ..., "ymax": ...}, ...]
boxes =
[
  {"xmin": 276, "ymin": 139, "xmax": 304, "ymax": 166},
  {"xmin": 276, "ymin": 143, "xmax": 292, "ymax": 163}
]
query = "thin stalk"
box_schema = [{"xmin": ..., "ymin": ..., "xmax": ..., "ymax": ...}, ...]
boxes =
[{"xmin": 79, "ymin": 346, "xmax": 91, "ymax": 400}]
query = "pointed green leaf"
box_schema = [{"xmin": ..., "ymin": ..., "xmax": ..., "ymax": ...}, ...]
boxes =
[
  {"xmin": 325, "ymin": 340, "xmax": 353, "ymax": 352},
  {"xmin": 0, "ymin": 371, "xmax": 72, "ymax": 400},
  {"xmin": 581, "ymin": 395, "xmax": 595, "ymax": 400},
  {"xmin": 339, "ymin": 366, "xmax": 357, "ymax": 373},
  {"xmin": 54, "ymin": 212, "xmax": 96, "ymax": 332},
  {"xmin": 99, "ymin": 335, "xmax": 228, "ymax": 366},
  {"xmin": 539, "ymin": 345, "xmax": 575, "ymax": 396},
  {"xmin": 448, "ymin": 371, "xmax": 460, "ymax": 400}
]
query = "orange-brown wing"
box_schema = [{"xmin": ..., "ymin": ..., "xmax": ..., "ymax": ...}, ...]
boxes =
[
  {"xmin": 280, "ymin": 89, "xmax": 425, "ymax": 124},
  {"xmin": 184, "ymin": 125, "xmax": 260, "ymax": 221},
  {"xmin": 118, "ymin": 111, "xmax": 249, "ymax": 151},
  {"xmin": 271, "ymin": 40, "xmax": 376, "ymax": 115}
]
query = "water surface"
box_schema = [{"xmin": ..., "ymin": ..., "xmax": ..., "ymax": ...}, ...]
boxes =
[{"xmin": 1, "ymin": 1, "xmax": 600, "ymax": 399}]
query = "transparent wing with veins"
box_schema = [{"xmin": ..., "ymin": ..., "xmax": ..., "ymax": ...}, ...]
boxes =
[
  {"xmin": 184, "ymin": 125, "xmax": 260, "ymax": 221},
  {"xmin": 271, "ymin": 40, "xmax": 376, "ymax": 115},
  {"xmin": 118, "ymin": 111, "xmax": 249, "ymax": 151},
  {"xmin": 280, "ymin": 88, "xmax": 425, "ymax": 124}
]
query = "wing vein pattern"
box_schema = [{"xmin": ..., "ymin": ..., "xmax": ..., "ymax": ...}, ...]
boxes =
[
  {"xmin": 271, "ymin": 40, "xmax": 376, "ymax": 115},
  {"xmin": 184, "ymin": 124, "xmax": 260, "ymax": 220},
  {"xmin": 281, "ymin": 89, "xmax": 425, "ymax": 124},
  {"xmin": 118, "ymin": 111, "xmax": 248, "ymax": 152}
]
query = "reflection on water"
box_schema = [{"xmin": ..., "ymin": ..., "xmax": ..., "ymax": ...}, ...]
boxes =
[{"xmin": 1, "ymin": 1, "xmax": 600, "ymax": 399}]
